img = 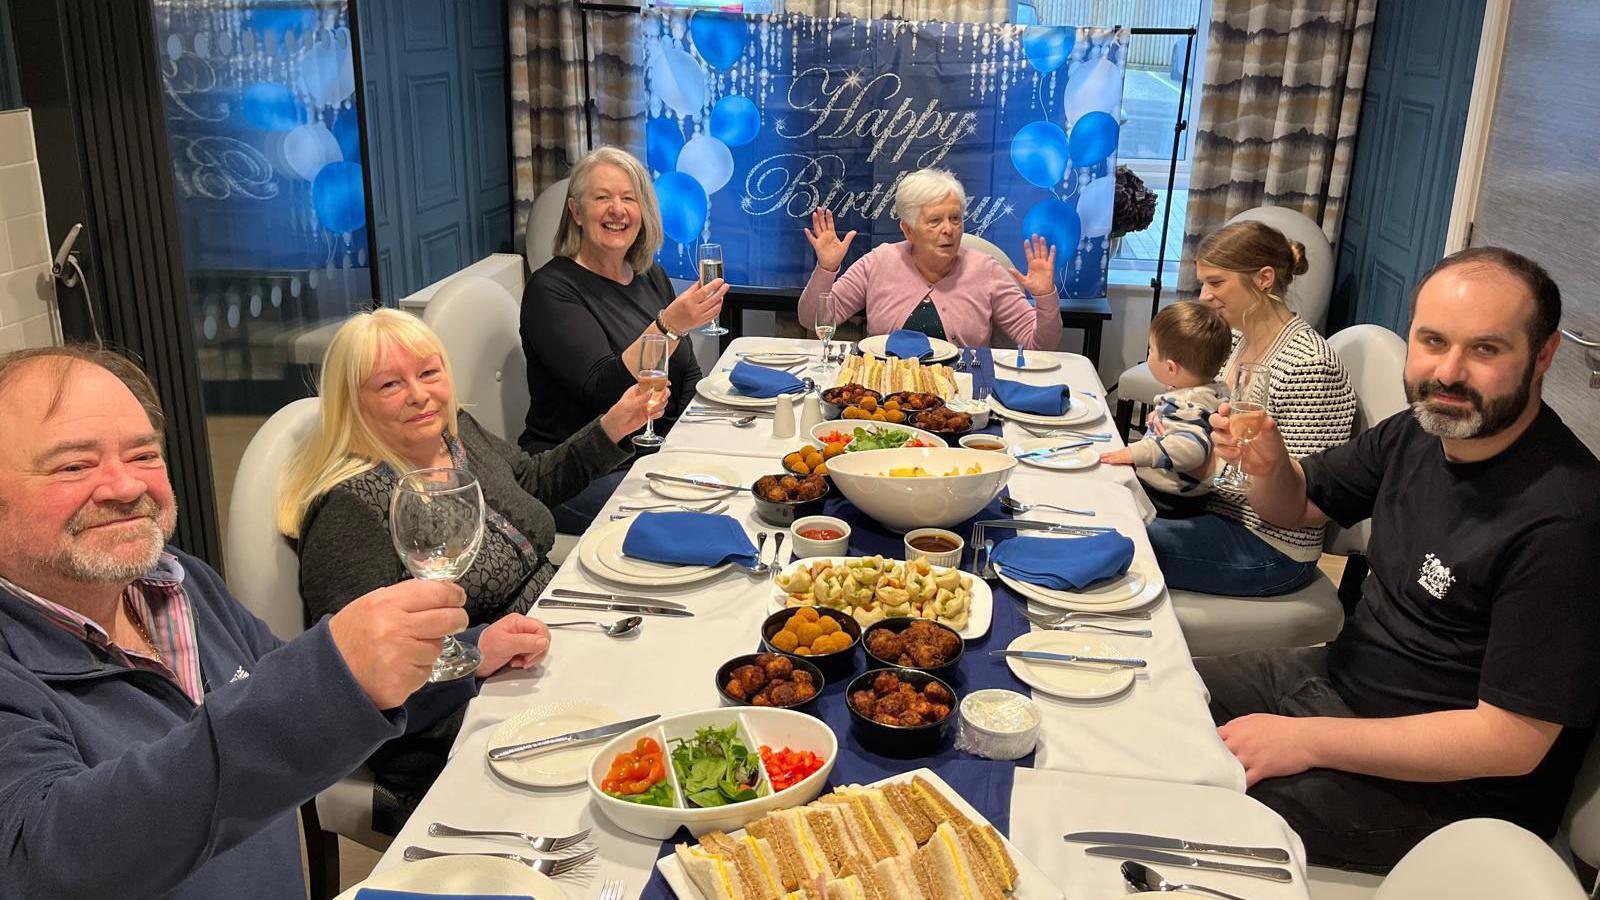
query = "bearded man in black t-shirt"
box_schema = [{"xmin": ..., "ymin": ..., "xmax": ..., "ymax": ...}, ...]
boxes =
[{"xmin": 1196, "ymin": 246, "xmax": 1600, "ymax": 872}]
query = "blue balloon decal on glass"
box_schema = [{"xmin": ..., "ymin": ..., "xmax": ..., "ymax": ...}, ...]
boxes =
[
  {"xmin": 332, "ymin": 107, "xmax": 362, "ymax": 161},
  {"xmin": 244, "ymin": 7, "xmax": 318, "ymax": 42},
  {"xmin": 650, "ymin": 42, "xmax": 708, "ymax": 117},
  {"xmin": 655, "ymin": 171, "xmax": 708, "ymax": 245},
  {"xmin": 242, "ymin": 82, "xmax": 300, "ymax": 132},
  {"xmin": 709, "ymin": 95, "xmax": 761, "ymax": 147},
  {"xmin": 646, "ymin": 118, "xmax": 686, "ymax": 173},
  {"xmin": 1022, "ymin": 26, "xmax": 1074, "ymax": 74},
  {"xmin": 1022, "ymin": 198, "xmax": 1082, "ymax": 262},
  {"xmin": 1067, "ymin": 110, "xmax": 1119, "ymax": 168},
  {"xmin": 1010, "ymin": 121, "xmax": 1069, "ymax": 189},
  {"xmin": 689, "ymin": 12, "xmax": 748, "ymax": 71},
  {"xmin": 677, "ymin": 134, "xmax": 734, "ymax": 195},
  {"xmin": 312, "ymin": 161, "xmax": 367, "ymax": 234}
]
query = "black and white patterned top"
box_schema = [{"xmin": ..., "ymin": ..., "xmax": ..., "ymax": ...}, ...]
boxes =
[{"xmin": 1207, "ymin": 316, "xmax": 1356, "ymax": 561}]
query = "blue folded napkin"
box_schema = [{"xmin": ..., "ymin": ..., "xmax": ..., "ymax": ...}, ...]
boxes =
[
  {"xmin": 884, "ymin": 329, "xmax": 934, "ymax": 360},
  {"xmin": 355, "ymin": 892, "xmax": 530, "ymax": 900},
  {"xmin": 989, "ymin": 532, "xmax": 1135, "ymax": 591},
  {"xmin": 992, "ymin": 378, "xmax": 1071, "ymax": 416},
  {"xmin": 729, "ymin": 360, "xmax": 805, "ymax": 398},
  {"xmin": 1014, "ymin": 345, "xmax": 1028, "ymax": 367},
  {"xmin": 622, "ymin": 511, "xmax": 760, "ymax": 567}
]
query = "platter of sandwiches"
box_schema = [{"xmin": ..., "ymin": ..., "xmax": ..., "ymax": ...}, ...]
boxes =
[
  {"xmin": 659, "ymin": 769, "xmax": 1061, "ymax": 900},
  {"xmin": 830, "ymin": 354, "xmax": 963, "ymax": 403}
]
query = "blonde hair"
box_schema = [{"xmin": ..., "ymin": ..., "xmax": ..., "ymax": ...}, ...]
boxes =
[
  {"xmin": 1195, "ymin": 221, "xmax": 1308, "ymax": 332},
  {"xmin": 893, "ymin": 168, "xmax": 967, "ymax": 225},
  {"xmin": 553, "ymin": 146, "xmax": 663, "ymax": 273},
  {"xmin": 275, "ymin": 308, "xmax": 461, "ymax": 538}
]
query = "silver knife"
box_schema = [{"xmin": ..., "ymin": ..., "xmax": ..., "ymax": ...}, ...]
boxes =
[
  {"xmin": 488, "ymin": 713, "xmax": 661, "ymax": 761},
  {"xmin": 973, "ymin": 518, "xmax": 1115, "ymax": 535},
  {"xmin": 990, "ymin": 649, "xmax": 1146, "ymax": 668},
  {"xmin": 538, "ymin": 598, "xmax": 694, "ymax": 618},
  {"xmin": 1014, "ymin": 441, "xmax": 1092, "ymax": 461},
  {"xmin": 550, "ymin": 588, "xmax": 689, "ymax": 610},
  {"xmin": 1082, "ymin": 846, "xmax": 1293, "ymax": 883},
  {"xmin": 644, "ymin": 472, "xmax": 748, "ymax": 492},
  {"xmin": 1065, "ymin": 832, "xmax": 1290, "ymax": 863}
]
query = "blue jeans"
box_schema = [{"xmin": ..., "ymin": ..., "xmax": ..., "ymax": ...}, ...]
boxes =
[
  {"xmin": 551, "ymin": 469, "xmax": 628, "ymax": 534},
  {"xmin": 1146, "ymin": 512, "xmax": 1319, "ymax": 597}
]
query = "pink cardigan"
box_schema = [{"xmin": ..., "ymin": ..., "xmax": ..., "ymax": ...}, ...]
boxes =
[{"xmin": 797, "ymin": 242, "xmax": 1063, "ymax": 350}]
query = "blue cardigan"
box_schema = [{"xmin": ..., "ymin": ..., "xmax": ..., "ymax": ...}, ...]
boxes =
[{"xmin": 0, "ymin": 548, "xmax": 472, "ymax": 899}]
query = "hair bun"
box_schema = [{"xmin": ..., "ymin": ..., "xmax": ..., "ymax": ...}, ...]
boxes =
[{"xmin": 1287, "ymin": 239, "xmax": 1309, "ymax": 276}]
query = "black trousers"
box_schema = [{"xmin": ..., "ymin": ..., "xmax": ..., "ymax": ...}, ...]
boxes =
[{"xmin": 1195, "ymin": 648, "xmax": 1485, "ymax": 873}]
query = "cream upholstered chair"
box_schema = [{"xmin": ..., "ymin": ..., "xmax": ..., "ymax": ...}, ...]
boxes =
[
  {"xmin": 524, "ymin": 177, "xmax": 570, "ymax": 274},
  {"xmin": 961, "ymin": 232, "xmax": 1015, "ymax": 270},
  {"xmin": 1374, "ymin": 819, "xmax": 1586, "ymax": 899},
  {"xmin": 1562, "ymin": 733, "xmax": 1600, "ymax": 894},
  {"xmin": 1173, "ymin": 324, "xmax": 1407, "ymax": 657},
  {"xmin": 223, "ymin": 398, "xmax": 388, "ymax": 900},
  {"xmin": 1114, "ymin": 205, "xmax": 1336, "ymax": 437}
]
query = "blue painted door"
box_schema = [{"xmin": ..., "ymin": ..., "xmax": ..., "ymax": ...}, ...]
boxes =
[
  {"xmin": 358, "ymin": 0, "xmax": 511, "ymax": 302},
  {"xmin": 1330, "ymin": 0, "xmax": 1485, "ymax": 333}
]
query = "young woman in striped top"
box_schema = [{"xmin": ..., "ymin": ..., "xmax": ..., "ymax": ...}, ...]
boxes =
[{"xmin": 1148, "ymin": 221, "xmax": 1356, "ymax": 596}]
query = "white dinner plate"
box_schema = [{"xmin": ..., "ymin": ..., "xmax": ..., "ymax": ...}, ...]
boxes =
[
  {"xmin": 770, "ymin": 556, "xmax": 994, "ymax": 640},
  {"xmin": 740, "ymin": 344, "xmax": 814, "ymax": 366},
  {"xmin": 857, "ymin": 332, "xmax": 961, "ymax": 364},
  {"xmin": 657, "ymin": 767, "xmax": 1063, "ymax": 900},
  {"xmin": 998, "ymin": 555, "xmax": 1164, "ymax": 614},
  {"xmin": 334, "ymin": 855, "xmax": 566, "ymax": 900},
  {"xmin": 488, "ymin": 700, "xmax": 621, "ymax": 789},
  {"xmin": 1003, "ymin": 631, "xmax": 1136, "ymax": 700},
  {"xmin": 694, "ymin": 371, "xmax": 790, "ymax": 409},
  {"xmin": 645, "ymin": 460, "xmax": 741, "ymax": 500},
  {"xmin": 989, "ymin": 393, "xmax": 1105, "ymax": 427},
  {"xmin": 578, "ymin": 518, "xmax": 733, "ymax": 588},
  {"xmin": 991, "ymin": 349, "xmax": 1062, "ymax": 372},
  {"xmin": 1013, "ymin": 438, "xmax": 1099, "ymax": 471}
]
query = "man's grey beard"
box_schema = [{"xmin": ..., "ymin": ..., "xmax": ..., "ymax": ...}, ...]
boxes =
[
  {"xmin": 41, "ymin": 497, "xmax": 176, "ymax": 584},
  {"xmin": 1406, "ymin": 356, "xmax": 1535, "ymax": 441}
]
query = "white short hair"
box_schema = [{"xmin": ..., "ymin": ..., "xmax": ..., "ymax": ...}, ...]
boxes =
[{"xmin": 893, "ymin": 168, "xmax": 967, "ymax": 225}]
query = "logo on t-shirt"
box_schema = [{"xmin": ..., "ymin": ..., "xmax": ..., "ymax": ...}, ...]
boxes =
[{"xmin": 1417, "ymin": 553, "xmax": 1456, "ymax": 600}]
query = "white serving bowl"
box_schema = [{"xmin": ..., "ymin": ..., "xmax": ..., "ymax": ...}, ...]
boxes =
[
  {"xmin": 959, "ymin": 433, "xmax": 1011, "ymax": 454},
  {"xmin": 587, "ymin": 706, "xmax": 837, "ymax": 839},
  {"xmin": 824, "ymin": 447, "xmax": 1016, "ymax": 532},
  {"xmin": 946, "ymin": 398, "xmax": 990, "ymax": 430},
  {"xmin": 809, "ymin": 420, "xmax": 946, "ymax": 450}
]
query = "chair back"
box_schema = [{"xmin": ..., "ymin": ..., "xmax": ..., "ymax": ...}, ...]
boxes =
[
  {"xmin": 1564, "ymin": 730, "xmax": 1600, "ymax": 871},
  {"xmin": 1374, "ymin": 818, "xmax": 1585, "ymax": 899},
  {"xmin": 223, "ymin": 397, "xmax": 322, "ymax": 641},
  {"xmin": 1225, "ymin": 206, "xmax": 1334, "ymax": 333},
  {"xmin": 1320, "ymin": 323, "xmax": 1408, "ymax": 555},
  {"xmin": 524, "ymin": 177, "xmax": 571, "ymax": 274},
  {"xmin": 423, "ymin": 275, "xmax": 528, "ymax": 444},
  {"xmin": 961, "ymin": 233, "xmax": 1015, "ymax": 272}
]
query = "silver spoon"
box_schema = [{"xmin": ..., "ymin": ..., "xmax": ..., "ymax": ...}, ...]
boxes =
[
  {"xmin": 1000, "ymin": 496, "xmax": 1096, "ymax": 517},
  {"xmin": 543, "ymin": 616, "xmax": 643, "ymax": 638},
  {"xmin": 1121, "ymin": 862, "xmax": 1249, "ymax": 900},
  {"xmin": 683, "ymin": 413, "xmax": 759, "ymax": 427}
]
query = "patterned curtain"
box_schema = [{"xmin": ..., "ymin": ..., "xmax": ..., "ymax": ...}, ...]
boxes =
[{"xmin": 1179, "ymin": 0, "xmax": 1377, "ymax": 294}]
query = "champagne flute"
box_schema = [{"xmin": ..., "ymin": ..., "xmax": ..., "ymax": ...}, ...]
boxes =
[
  {"xmin": 814, "ymin": 290, "xmax": 837, "ymax": 370},
  {"xmin": 634, "ymin": 332, "xmax": 669, "ymax": 447},
  {"xmin": 389, "ymin": 467, "xmax": 485, "ymax": 683},
  {"xmin": 697, "ymin": 243, "xmax": 728, "ymax": 336},
  {"xmin": 1214, "ymin": 362, "xmax": 1271, "ymax": 491}
]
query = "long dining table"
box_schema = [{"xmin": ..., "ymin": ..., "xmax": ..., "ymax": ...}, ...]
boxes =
[{"xmin": 361, "ymin": 338, "xmax": 1313, "ymax": 899}]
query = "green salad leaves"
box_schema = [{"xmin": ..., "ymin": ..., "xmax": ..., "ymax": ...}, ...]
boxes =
[
  {"xmin": 847, "ymin": 426, "xmax": 914, "ymax": 452},
  {"xmin": 670, "ymin": 724, "xmax": 767, "ymax": 808}
]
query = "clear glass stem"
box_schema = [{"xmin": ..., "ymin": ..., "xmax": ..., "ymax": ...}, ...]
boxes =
[{"xmin": 429, "ymin": 634, "xmax": 481, "ymax": 683}]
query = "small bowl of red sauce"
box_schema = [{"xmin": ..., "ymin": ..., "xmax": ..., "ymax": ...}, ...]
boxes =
[{"xmin": 790, "ymin": 515, "xmax": 851, "ymax": 558}]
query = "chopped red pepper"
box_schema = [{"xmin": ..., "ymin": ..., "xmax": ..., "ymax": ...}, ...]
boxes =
[{"xmin": 760, "ymin": 745, "xmax": 825, "ymax": 792}]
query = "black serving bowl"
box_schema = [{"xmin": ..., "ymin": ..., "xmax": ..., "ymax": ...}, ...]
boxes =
[
  {"xmin": 821, "ymin": 385, "xmax": 883, "ymax": 419},
  {"xmin": 761, "ymin": 606, "xmax": 862, "ymax": 682},
  {"xmin": 716, "ymin": 652, "xmax": 825, "ymax": 713},
  {"xmin": 861, "ymin": 617, "xmax": 965, "ymax": 680},
  {"xmin": 845, "ymin": 667, "xmax": 957, "ymax": 758},
  {"xmin": 751, "ymin": 474, "xmax": 830, "ymax": 527}
]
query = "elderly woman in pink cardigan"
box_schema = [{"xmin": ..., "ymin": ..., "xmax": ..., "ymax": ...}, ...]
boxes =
[{"xmin": 797, "ymin": 168, "xmax": 1063, "ymax": 350}]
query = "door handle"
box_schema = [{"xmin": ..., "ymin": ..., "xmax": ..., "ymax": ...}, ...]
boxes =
[{"xmin": 1562, "ymin": 328, "xmax": 1600, "ymax": 349}]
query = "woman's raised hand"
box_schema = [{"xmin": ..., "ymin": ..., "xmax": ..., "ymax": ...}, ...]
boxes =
[
  {"xmin": 662, "ymin": 278, "xmax": 728, "ymax": 333},
  {"xmin": 601, "ymin": 382, "xmax": 668, "ymax": 443},
  {"xmin": 1007, "ymin": 234, "xmax": 1058, "ymax": 298},
  {"xmin": 804, "ymin": 207, "xmax": 857, "ymax": 273}
]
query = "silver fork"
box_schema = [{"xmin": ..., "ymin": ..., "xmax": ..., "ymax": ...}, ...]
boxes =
[
  {"xmin": 404, "ymin": 844, "xmax": 598, "ymax": 876},
  {"xmin": 427, "ymin": 822, "xmax": 590, "ymax": 852},
  {"xmin": 1021, "ymin": 607, "xmax": 1153, "ymax": 626},
  {"xmin": 600, "ymin": 879, "xmax": 625, "ymax": 900},
  {"xmin": 615, "ymin": 500, "xmax": 722, "ymax": 513},
  {"xmin": 769, "ymin": 532, "xmax": 786, "ymax": 580},
  {"xmin": 610, "ymin": 502, "xmax": 727, "ymax": 521}
]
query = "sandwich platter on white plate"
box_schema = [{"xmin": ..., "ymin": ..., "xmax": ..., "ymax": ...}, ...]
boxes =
[
  {"xmin": 647, "ymin": 460, "xmax": 741, "ymax": 499},
  {"xmin": 988, "ymin": 394, "xmax": 1105, "ymax": 427},
  {"xmin": 770, "ymin": 556, "xmax": 993, "ymax": 640},
  {"xmin": 487, "ymin": 700, "xmax": 621, "ymax": 789},
  {"xmin": 1012, "ymin": 438, "xmax": 1098, "ymax": 471},
  {"xmin": 334, "ymin": 854, "xmax": 565, "ymax": 900},
  {"xmin": 991, "ymin": 350, "xmax": 1061, "ymax": 373},
  {"xmin": 1002, "ymin": 631, "xmax": 1137, "ymax": 700},
  {"xmin": 578, "ymin": 518, "xmax": 734, "ymax": 588},
  {"xmin": 857, "ymin": 333, "xmax": 961, "ymax": 364},
  {"xmin": 657, "ymin": 768, "xmax": 1063, "ymax": 900},
  {"xmin": 695, "ymin": 371, "xmax": 790, "ymax": 409}
]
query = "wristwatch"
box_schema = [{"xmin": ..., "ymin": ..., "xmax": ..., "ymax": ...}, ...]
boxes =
[{"xmin": 655, "ymin": 312, "xmax": 685, "ymax": 341}]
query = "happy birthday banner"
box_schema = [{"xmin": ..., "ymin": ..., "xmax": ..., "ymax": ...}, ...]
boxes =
[{"xmin": 641, "ymin": 12, "xmax": 1128, "ymax": 299}]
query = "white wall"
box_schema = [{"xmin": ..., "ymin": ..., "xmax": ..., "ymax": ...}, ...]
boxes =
[{"xmin": 0, "ymin": 109, "xmax": 58, "ymax": 352}]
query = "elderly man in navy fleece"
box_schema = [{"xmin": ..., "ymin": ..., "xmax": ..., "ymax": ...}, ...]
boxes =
[{"xmin": 0, "ymin": 346, "xmax": 552, "ymax": 899}]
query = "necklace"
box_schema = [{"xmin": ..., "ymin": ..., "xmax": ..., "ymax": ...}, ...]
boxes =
[{"xmin": 123, "ymin": 594, "xmax": 164, "ymax": 664}]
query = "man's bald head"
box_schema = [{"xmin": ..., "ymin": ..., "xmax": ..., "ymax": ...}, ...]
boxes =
[{"xmin": 0, "ymin": 346, "xmax": 166, "ymax": 434}]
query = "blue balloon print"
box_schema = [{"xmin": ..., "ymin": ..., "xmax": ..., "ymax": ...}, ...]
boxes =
[
  {"xmin": 710, "ymin": 95, "xmax": 761, "ymax": 147},
  {"xmin": 242, "ymin": 82, "xmax": 299, "ymax": 132},
  {"xmin": 333, "ymin": 107, "xmax": 362, "ymax": 161},
  {"xmin": 690, "ymin": 13, "xmax": 748, "ymax": 70},
  {"xmin": 655, "ymin": 171, "xmax": 708, "ymax": 245},
  {"xmin": 1022, "ymin": 26, "xmax": 1074, "ymax": 74},
  {"xmin": 1022, "ymin": 198, "xmax": 1082, "ymax": 260},
  {"xmin": 646, "ymin": 118, "xmax": 685, "ymax": 173},
  {"xmin": 1010, "ymin": 121, "xmax": 1069, "ymax": 189},
  {"xmin": 244, "ymin": 7, "xmax": 318, "ymax": 42},
  {"xmin": 1068, "ymin": 110, "xmax": 1120, "ymax": 168},
  {"xmin": 650, "ymin": 43, "xmax": 708, "ymax": 118},
  {"xmin": 312, "ymin": 161, "xmax": 366, "ymax": 234}
]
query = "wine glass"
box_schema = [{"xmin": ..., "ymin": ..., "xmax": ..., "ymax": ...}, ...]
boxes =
[
  {"xmin": 634, "ymin": 332, "xmax": 669, "ymax": 447},
  {"xmin": 389, "ymin": 467, "xmax": 485, "ymax": 683},
  {"xmin": 1214, "ymin": 362, "xmax": 1271, "ymax": 492},
  {"xmin": 813, "ymin": 290, "xmax": 837, "ymax": 370},
  {"xmin": 697, "ymin": 243, "xmax": 728, "ymax": 336}
]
